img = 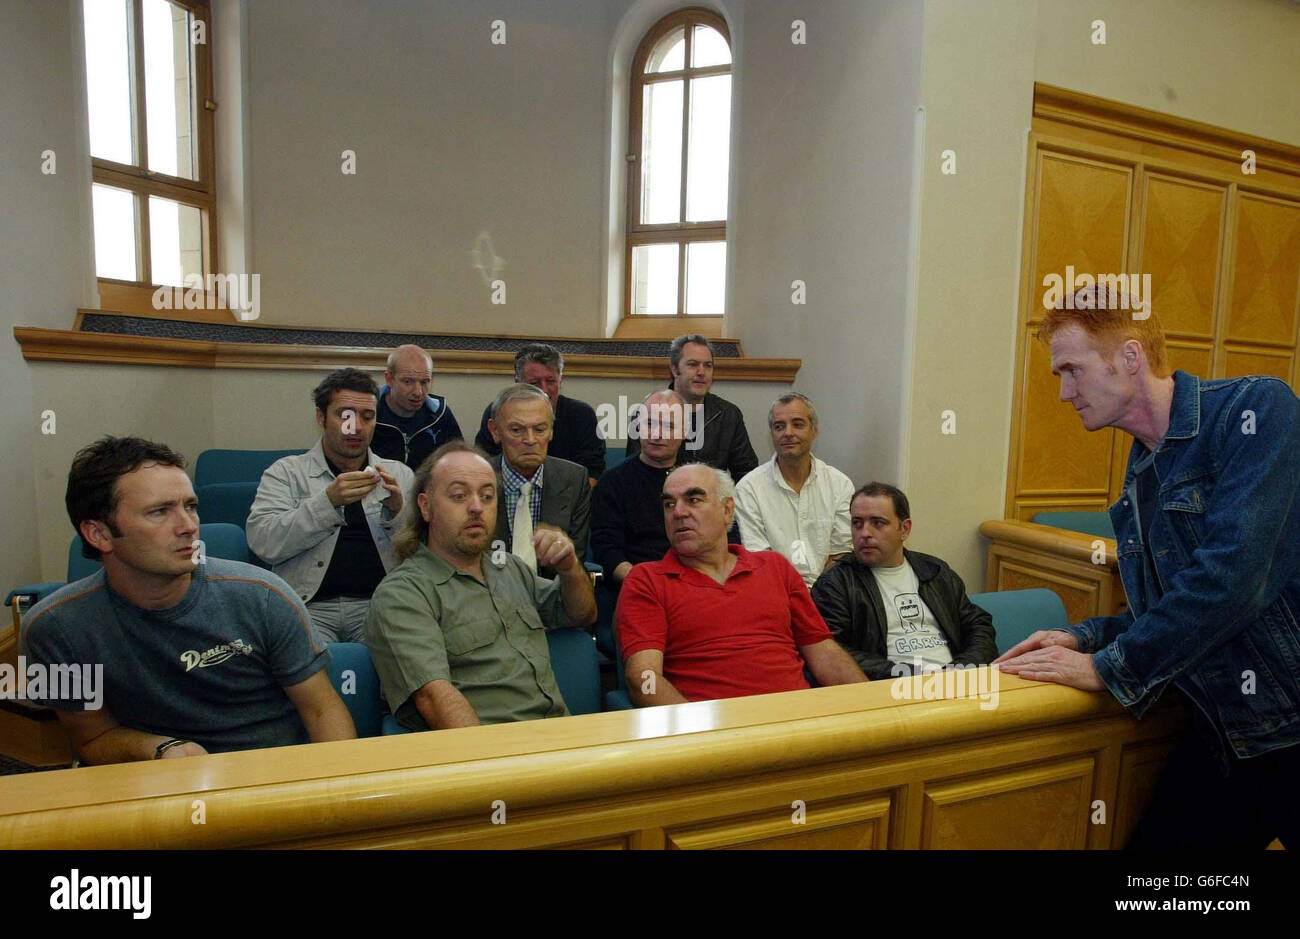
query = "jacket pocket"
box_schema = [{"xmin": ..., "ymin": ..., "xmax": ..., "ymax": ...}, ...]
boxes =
[{"xmin": 1162, "ymin": 479, "xmax": 1208, "ymax": 554}]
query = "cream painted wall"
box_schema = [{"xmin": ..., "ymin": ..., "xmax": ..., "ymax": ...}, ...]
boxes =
[
  {"xmin": 1036, "ymin": 0, "xmax": 1300, "ymax": 145},
  {"xmin": 906, "ymin": 0, "xmax": 1300, "ymax": 589},
  {"xmin": 903, "ymin": 0, "xmax": 1037, "ymax": 588},
  {"xmin": 244, "ymin": 0, "xmax": 617, "ymax": 334},
  {"xmin": 0, "ymin": 0, "xmax": 97, "ymax": 590},
  {"xmin": 728, "ymin": 0, "xmax": 925, "ymax": 494},
  {"xmin": 26, "ymin": 365, "xmax": 216, "ymax": 579}
]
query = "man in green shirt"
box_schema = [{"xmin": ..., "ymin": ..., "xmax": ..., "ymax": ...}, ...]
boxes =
[{"xmin": 365, "ymin": 441, "xmax": 596, "ymax": 730}]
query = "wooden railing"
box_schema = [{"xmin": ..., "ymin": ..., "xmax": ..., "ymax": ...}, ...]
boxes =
[
  {"xmin": 980, "ymin": 519, "xmax": 1126, "ymax": 623},
  {"xmin": 0, "ymin": 671, "xmax": 1182, "ymax": 849}
]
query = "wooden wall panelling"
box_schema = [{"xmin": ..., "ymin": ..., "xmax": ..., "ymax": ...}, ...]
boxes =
[
  {"xmin": 1017, "ymin": 331, "xmax": 1116, "ymax": 503},
  {"xmin": 980, "ymin": 519, "xmax": 1126, "ymax": 621},
  {"xmin": 992, "ymin": 555, "xmax": 1106, "ymax": 624},
  {"xmin": 920, "ymin": 756, "xmax": 1095, "ymax": 849},
  {"xmin": 664, "ymin": 794, "xmax": 892, "ymax": 850},
  {"xmin": 1006, "ymin": 86, "xmax": 1300, "ymax": 532},
  {"xmin": 1134, "ymin": 173, "xmax": 1227, "ymax": 341},
  {"xmin": 1226, "ymin": 193, "xmax": 1300, "ymax": 348},
  {"xmin": 1006, "ymin": 146, "xmax": 1135, "ymax": 520}
]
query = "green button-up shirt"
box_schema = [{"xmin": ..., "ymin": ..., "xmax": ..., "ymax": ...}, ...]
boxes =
[{"xmin": 365, "ymin": 544, "xmax": 572, "ymax": 729}]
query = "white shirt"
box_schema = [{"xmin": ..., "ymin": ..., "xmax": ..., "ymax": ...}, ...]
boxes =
[
  {"xmin": 733, "ymin": 454, "xmax": 854, "ymax": 586},
  {"xmin": 871, "ymin": 560, "xmax": 953, "ymax": 671}
]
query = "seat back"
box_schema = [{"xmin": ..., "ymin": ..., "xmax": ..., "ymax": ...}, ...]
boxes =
[
  {"xmin": 969, "ymin": 588, "xmax": 1070, "ymax": 655},
  {"xmin": 65, "ymin": 522, "xmax": 251, "ymax": 581},
  {"xmin": 546, "ymin": 628, "xmax": 601, "ymax": 715},
  {"xmin": 195, "ymin": 449, "xmax": 305, "ymax": 487},
  {"xmin": 196, "ymin": 481, "xmax": 260, "ymax": 528},
  {"xmin": 325, "ymin": 642, "xmax": 384, "ymax": 737},
  {"xmin": 1031, "ymin": 511, "xmax": 1115, "ymax": 540}
]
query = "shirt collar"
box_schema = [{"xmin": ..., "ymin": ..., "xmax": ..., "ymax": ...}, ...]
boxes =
[
  {"xmin": 502, "ymin": 460, "xmax": 544, "ymax": 492},
  {"xmin": 768, "ymin": 454, "xmax": 821, "ymax": 493},
  {"xmin": 662, "ymin": 542, "xmax": 757, "ymax": 582},
  {"xmin": 309, "ymin": 439, "xmax": 378, "ymax": 479},
  {"xmin": 412, "ymin": 542, "xmax": 485, "ymax": 586}
]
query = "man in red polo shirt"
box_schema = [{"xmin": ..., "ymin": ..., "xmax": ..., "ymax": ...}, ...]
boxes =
[{"xmin": 618, "ymin": 463, "xmax": 867, "ymax": 704}]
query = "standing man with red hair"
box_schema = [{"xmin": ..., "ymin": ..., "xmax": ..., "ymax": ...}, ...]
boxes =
[{"xmin": 997, "ymin": 283, "xmax": 1300, "ymax": 850}]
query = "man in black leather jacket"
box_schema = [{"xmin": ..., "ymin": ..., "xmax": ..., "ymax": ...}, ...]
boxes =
[{"xmin": 810, "ymin": 482, "xmax": 996, "ymax": 678}]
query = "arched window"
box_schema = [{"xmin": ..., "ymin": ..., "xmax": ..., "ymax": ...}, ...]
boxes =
[{"xmin": 626, "ymin": 9, "xmax": 731, "ymax": 319}]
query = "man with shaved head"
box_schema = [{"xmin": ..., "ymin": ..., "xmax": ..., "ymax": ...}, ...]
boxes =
[
  {"xmin": 617, "ymin": 463, "xmax": 866, "ymax": 705},
  {"xmin": 365, "ymin": 441, "xmax": 595, "ymax": 730},
  {"xmin": 592, "ymin": 389, "xmax": 695, "ymax": 589},
  {"xmin": 372, "ymin": 344, "xmax": 463, "ymax": 469}
]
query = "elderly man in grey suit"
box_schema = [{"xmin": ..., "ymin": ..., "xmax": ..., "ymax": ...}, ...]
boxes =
[{"xmin": 486, "ymin": 383, "xmax": 591, "ymax": 578}]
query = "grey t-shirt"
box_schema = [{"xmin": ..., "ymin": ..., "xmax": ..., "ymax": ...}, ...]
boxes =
[{"xmin": 20, "ymin": 558, "xmax": 328, "ymax": 754}]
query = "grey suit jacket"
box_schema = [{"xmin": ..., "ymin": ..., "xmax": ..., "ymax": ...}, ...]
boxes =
[{"xmin": 491, "ymin": 454, "xmax": 592, "ymax": 575}]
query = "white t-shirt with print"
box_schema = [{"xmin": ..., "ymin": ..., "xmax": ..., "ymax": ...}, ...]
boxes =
[{"xmin": 870, "ymin": 560, "xmax": 953, "ymax": 671}]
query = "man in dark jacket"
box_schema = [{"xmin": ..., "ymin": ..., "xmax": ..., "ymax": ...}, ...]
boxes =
[
  {"xmin": 624, "ymin": 334, "xmax": 758, "ymax": 482},
  {"xmin": 811, "ymin": 482, "xmax": 996, "ymax": 678},
  {"xmin": 475, "ymin": 343, "xmax": 606, "ymax": 484},
  {"xmin": 372, "ymin": 345, "xmax": 463, "ymax": 469}
]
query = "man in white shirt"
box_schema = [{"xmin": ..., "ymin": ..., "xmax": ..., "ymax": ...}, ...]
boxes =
[
  {"xmin": 810, "ymin": 483, "xmax": 997, "ymax": 678},
  {"xmin": 733, "ymin": 393, "xmax": 854, "ymax": 587}
]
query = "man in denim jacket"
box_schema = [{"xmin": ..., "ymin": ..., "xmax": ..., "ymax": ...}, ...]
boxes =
[{"xmin": 997, "ymin": 284, "xmax": 1299, "ymax": 850}]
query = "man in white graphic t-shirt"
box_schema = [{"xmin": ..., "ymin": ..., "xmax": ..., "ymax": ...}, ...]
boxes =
[{"xmin": 810, "ymin": 483, "xmax": 997, "ymax": 678}]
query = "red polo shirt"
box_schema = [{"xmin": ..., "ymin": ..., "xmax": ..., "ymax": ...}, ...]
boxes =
[{"xmin": 617, "ymin": 544, "xmax": 833, "ymax": 702}]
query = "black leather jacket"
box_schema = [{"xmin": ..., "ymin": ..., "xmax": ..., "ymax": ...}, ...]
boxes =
[{"xmin": 810, "ymin": 549, "xmax": 997, "ymax": 679}]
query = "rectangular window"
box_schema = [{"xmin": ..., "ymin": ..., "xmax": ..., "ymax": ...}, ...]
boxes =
[{"xmin": 83, "ymin": 0, "xmax": 215, "ymax": 295}]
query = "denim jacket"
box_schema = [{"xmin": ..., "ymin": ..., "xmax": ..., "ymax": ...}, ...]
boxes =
[
  {"xmin": 1063, "ymin": 371, "xmax": 1300, "ymax": 759},
  {"xmin": 246, "ymin": 441, "xmax": 414, "ymax": 604}
]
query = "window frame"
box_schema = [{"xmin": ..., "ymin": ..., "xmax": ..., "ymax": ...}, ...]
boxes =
[
  {"xmin": 87, "ymin": 0, "xmax": 218, "ymax": 313},
  {"xmin": 624, "ymin": 7, "xmax": 731, "ymax": 322}
]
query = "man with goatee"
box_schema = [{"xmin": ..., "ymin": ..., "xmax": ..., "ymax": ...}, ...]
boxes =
[{"xmin": 364, "ymin": 442, "xmax": 596, "ymax": 731}]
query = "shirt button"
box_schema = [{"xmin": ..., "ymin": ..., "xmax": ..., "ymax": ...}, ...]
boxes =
[
  {"xmin": 1128, "ymin": 539, "xmax": 1134, "ymax": 544},
  {"xmin": 301, "ymin": 594, "xmax": 309, "ymax": 600},
  {"xmin": 1123, "ymin": 500, "xmax": 1129, "ymax": 506},
  {"xmin": 317, "ymin": 561, "xmax": 324, "ymax": 567}
]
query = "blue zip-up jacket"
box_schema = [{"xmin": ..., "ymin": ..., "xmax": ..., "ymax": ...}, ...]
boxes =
[
  {"xmin": 1063, "ymin": 371, "xmax": 1300, "ymax": 760},
  {"xmin": 371, "ymin": 387, "xmax": 463, "ymax": 470}
]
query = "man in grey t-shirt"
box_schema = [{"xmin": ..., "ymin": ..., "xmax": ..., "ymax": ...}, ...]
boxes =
[{"xmin": 20, "ymin": 437, "xmax": 355, "ymax": 762}]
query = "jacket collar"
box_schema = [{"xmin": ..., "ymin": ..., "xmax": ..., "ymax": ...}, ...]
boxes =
[
  {"xmin": 377, "ymin": 386, "xmax": 447, "ymax": 423},
  {"xmin": 306, "ymin": 439, "xmax": 379, "ymax": 479},
  {"xmin": 846, "ymin": 547, "xmax": 940, "ymax": 583},
  {"xmin": 1163, "ymin": 370, "xmax": 1201, "ymax": 441}
]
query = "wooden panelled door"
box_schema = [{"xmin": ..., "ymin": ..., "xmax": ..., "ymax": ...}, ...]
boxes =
[{"xmin": 1006, "ymin": 84, "xmax": 1300, "ymax": 521}]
